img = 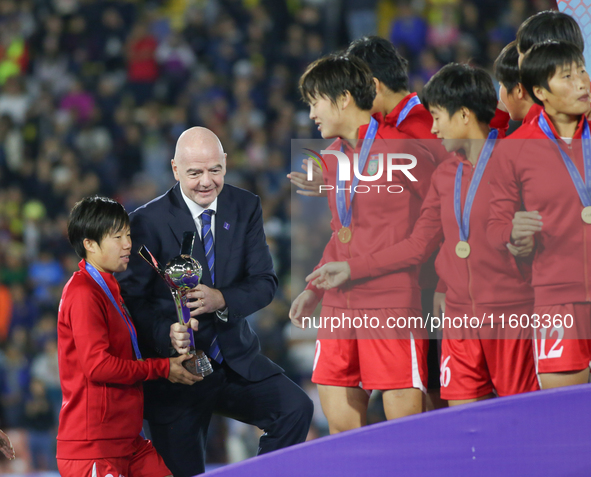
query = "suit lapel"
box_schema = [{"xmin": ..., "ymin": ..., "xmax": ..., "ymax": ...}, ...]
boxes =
[
  {"xmin": 167, "ymin": 185, "xmax": 212, "ymax": 286},
  {"xmin": 214, "ymin": 187, "xmax": 237, "ymax": 287}
]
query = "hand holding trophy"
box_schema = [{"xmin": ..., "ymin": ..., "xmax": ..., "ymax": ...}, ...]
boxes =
[{"xmin": 139, "ymin": 232, "xmax": 213, "ymax": 377}]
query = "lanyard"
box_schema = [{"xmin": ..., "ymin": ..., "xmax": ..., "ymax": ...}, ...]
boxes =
[
  {"xmin": 396, "ymin": 95, "xmax": 421, "ymax": 127},
  {"xmin": 336, "ymin": 116, "xmax": 379, "ymax": 228},
  {"xmin": 538, "ymin": 113, "xmax": 591, "ymax": 207},
  {"xmin": 454, "ymin": 129, "xmax": 499, "ymax": 242},
  {"xmin": 85, "ymin": 261, "xmax": 142, "ymax": 360}
]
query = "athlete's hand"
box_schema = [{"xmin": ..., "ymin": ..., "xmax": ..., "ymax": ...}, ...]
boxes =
[
  {"xmin": 510, "ymin": 210, "xmax": 542, "ymax": 242},
  {"xmin": 507, "ymin": 234, "xmax": 535, "ymax": 257},
  {"xmin": 306, "ymin": 262, "xmax": 351, "ymax": 290},
  {"xmin": 289, "ymin": 290, "xmax": 321, "ymax": 328},
  {"xmin": 168, "ymin": 355, "xmax": 203, "ymax": 384},
  {"xmin": 287, "ymin": 159, "xmax": 326, "ymax": 197},
  {"xmin": 433, "ymin": 292, "xmax": 446, "ymax": 317},
  {"xmin": 0, "ymin": 429, "xmax": 15, "ymax": 460},
  {"xmin": 170, "ymin": 320, "xmax": 199, "ymax": 355}
]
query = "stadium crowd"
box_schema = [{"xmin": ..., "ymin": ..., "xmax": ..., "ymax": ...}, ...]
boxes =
[{"xmin": 0, "ymin": 0, "xmax": 555, "ymax": 472}]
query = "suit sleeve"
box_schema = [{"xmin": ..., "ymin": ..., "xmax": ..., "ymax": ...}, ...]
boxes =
[
  {"xmin": 347, "ymin": 173, "xmax": 443, "ymax": 280},
  {"xmin": 118, "ymin": 211, "xmax": 175, "ymax": 357},
  {"xmin": 217, "ymin": 196, "xmax": 278, "ymax": 324},
  {"xmin": 487, "ymin": 146, "xmax": 522, "ymax": 251},
  {"xmin": 66, "ymin": 286, "xmax": 169, "ymax": 384}
]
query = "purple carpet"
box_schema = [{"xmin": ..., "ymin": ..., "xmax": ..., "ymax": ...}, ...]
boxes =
[{"xmin": 204, "ymin": 383, "xmax": 591, "ymax": 476}]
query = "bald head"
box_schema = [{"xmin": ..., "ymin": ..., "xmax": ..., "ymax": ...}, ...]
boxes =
[
  {"xmin": 172, "ymin": 127, "xmax": 227, "ymax": 208},
  {"xmin": 174, "ymin": 127, "xmax": 225, "ymax": 165}
]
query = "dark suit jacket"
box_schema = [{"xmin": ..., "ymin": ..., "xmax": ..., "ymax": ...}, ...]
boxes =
[{"xmin": 118, "ymin": 183, "xmax": 282, "ymax": 423}]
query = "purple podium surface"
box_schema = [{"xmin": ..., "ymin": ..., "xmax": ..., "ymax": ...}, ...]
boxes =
[{"xmin": 204, "ymin": 384, "xmax": 591, "ymax": 476}]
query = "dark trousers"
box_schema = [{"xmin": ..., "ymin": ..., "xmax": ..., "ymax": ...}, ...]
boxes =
[{"xmin": 149, "ymin": 363, "xmax": 313, "ymax": 477}]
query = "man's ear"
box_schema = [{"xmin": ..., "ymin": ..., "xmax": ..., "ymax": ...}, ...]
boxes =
[
  {"xmin": 515, "ymin": 83, "xmax": 525, "ymax": 100},
  {"xmin": 171, "ymin": 159, "xmax": 179, "ymax": 181}
]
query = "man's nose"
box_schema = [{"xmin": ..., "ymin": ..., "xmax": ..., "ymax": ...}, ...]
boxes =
[{"xmin": 200, "ymin": 171, "xmax": 212, "ymax": 185}]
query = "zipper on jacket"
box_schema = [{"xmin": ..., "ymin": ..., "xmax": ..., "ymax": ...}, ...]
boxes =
[
  {"xmin": 346, "ymin": 228, "xmax": 351, "ymax": 309},
  {"xmin": 585, "ymin": 226, "xmax": 590, "ymax": 301},
  {"xmin": 466, "ymin": 258, "xmax": 476, "ymax": 318},
  {"xmin": 464, "ymin": 164, "xmax": 476, "ymax": 317}
]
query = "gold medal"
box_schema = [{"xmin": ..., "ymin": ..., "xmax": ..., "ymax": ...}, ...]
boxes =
[
  {"xmin": 582, "ymin": 207, "xmax": 591, "ymax": 224},
  {"xmin": 455, "ymin": 241, "xmax": 470, "ymax": 258},
  {"xmin": 338, "ymin": 227, "xmax": 352, "ymax": 243}
]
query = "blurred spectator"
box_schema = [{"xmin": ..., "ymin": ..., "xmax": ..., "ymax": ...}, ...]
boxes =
[
  {"xmin": 427, "ymin": 4, "xmax": 460, "ymax": 64},
  {"xmin": 389, "ymin": 0, "xmax": 428, "ymax": 59},
  {"xmin": 0, "ymin": 76, "xmax": 29, "ymax": 125},
  {"xmin": 94, "ymin": 6, "xmax": 127, "ymax": 72},
  {"xmin": 59, "ymin": 79, "xmax": 95, "ymax": 124},
  {"xmin": 33, "ymin": 33, "xmax": 73, "ymax": 97},
  {"xmin": 28, "ymin": 250, "xmax": 64, "ymax": 306},
  {"xmin": 0, "ymin": 12, "xmax": 30, "ymax": 84},
  {"xmin": 8, "ymin": 283, "xmax": 38, "ymax": 336},
  {"xmin": 0, "ymin": 284, "xmax": 11, "ymax": 342},
  {"xmin": 0, "ymin": 250, "xmax": 27, "ymax": 286},
  {"xmin": 0, "ymin": 114, "xmax": 25, "ymax": 179},
  {"xmin": 115, "ymin": 122, "xmax": 144, "ymax": 184},
  {"xmin": 156, "ymin": 31, "xmax": 196, "ymax": 103},
  {"xmin": 30, "ymin": 337, "xmax": 60, "ymax": 422},
  {"xmin": 0, "ymin": 343, "xmax": 29, "ymax": 428},
  {"xmin": 125, "ymin": 20, "xmax": 159, "ymax": 105},
  {"xmin": 22, "ymin": 379, "xmax": 55, "ymax": 470},
  {"xmin": 345, "ymin": 0, "xmax": 378, "ymax": 41}
]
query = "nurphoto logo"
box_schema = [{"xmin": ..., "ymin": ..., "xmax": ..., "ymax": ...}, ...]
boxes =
[{"xmin": 304, "ymin": 149, "xmax": 418, "ymax": 194}]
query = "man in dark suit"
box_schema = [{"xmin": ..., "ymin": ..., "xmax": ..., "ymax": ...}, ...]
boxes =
[{"xmin": 118, "ymin": 127, "xmax": 313, "ymax": 477}]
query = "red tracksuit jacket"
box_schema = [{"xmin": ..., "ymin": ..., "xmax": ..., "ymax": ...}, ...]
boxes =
[
  {"xmin": 346, "ymin": 143, "xmax": 535, "ymax": 317},
  {"xmin": 57, "ymin": 260, "xmax": 170, "ymax": 459},
  {"xmin": 305, "ymin": 114, "xmax": 436, "ymax": 310},
  {"xmin": 489, "ymin": 104, "xmax": 542, "ymax": 138},
  {"xmin": 385, "ymin": 92, "xmax": 448, "ymax": 166},
  {"xmin": 488, "ymin": 111, "xmax": 591, "ymax": 306},
  {"xmin": 385, "ymin": 93, "xmax": 448, "ymax": 290}
]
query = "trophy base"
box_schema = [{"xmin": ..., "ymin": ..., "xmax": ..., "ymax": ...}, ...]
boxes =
[{"xmin": 183, "ymin": 349, "xmax": 214, "ymax": 377}]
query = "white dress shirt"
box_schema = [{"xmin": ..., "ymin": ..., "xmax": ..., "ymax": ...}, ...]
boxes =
[
  {"xmin": 180, "ymin": 187, "xmax": 218, "ymax": 239},
  {"xmin": 180, "ymin": 187, "xmax": 228, "ymax": 321}
]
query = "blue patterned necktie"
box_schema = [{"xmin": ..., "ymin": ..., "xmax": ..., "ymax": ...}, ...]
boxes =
[{"xmin": 201, "ymin": 209, "xmax": 223, "ymax": 363}]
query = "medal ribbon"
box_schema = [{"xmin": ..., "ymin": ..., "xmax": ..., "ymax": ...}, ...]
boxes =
[
  {"xmin": 396, "ymin": 95, "xmax": 421, "ymax": 127},
  {"xmin": 336, "ymin": 116, "xmax": 379, "ymax": 228},
  {"xmin": 538, "ymin": 112, "xmax": 591, "ymax": 207},
  {"xmin": 454, "ymin": 129, "xmax": 499, "ymax": 242},
  {"xmin": 85, "ymin": 261, "xmax": 142, "ymax": 360}
]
